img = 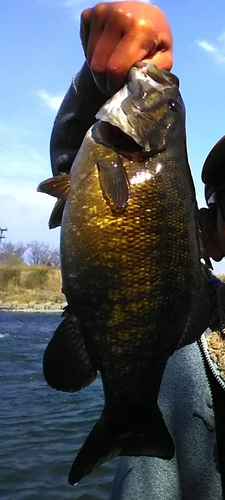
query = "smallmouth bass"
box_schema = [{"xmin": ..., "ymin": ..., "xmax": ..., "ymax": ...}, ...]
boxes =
[{"xmin": 38, "ymin": 63, "xmax": 213, "ymax": 485}]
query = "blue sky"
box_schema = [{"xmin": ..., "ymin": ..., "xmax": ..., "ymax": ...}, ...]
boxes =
[{"xmin": 1, "ymin": 0, "xmax": 225, "ymax": 272}]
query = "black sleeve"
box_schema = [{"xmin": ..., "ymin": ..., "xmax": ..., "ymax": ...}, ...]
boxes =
[{"xmin": 50, "ymin": 62, "xmax": 107, "ymax": 176}]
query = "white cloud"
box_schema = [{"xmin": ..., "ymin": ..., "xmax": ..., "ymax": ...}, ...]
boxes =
[
  {"xmin": 197, "ymin": 41, "xmax": 216, "ymax": 53},
  {"xmin": 0, "ymin": 135, "xmax": 49, "ymax": 185},
  {"xmin": 35, "ymin": 90, "xmax": 64, "ymax": 112},
  {"xmin": 0, "ymin": 117, "xmax": 56, "ymax": 244},
  {"xmin": 0, "ymin": 190, "xmax": 60, "ymax": 247},
  {"xmin": 197, "ymin": 31, "xmax": 225, "ymax": 65}
]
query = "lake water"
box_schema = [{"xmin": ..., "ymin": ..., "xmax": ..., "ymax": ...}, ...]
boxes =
[{"xmin": 0, "ymin": 312, "xmax": 118, "ymax": 500}]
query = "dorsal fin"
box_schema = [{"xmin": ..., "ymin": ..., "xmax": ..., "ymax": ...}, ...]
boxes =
[{"xmin": 37, "ymin": 175, "xmax": 70, "ymax": 200}]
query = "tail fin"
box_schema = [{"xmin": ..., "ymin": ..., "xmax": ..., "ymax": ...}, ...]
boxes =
[{"xmin": 68, "ymin": 405, "xmax": 174, "ymax": 485}]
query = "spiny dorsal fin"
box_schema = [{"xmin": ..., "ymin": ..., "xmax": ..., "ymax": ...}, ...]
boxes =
[{"xmin": 37, "ymin": 175, "xmax": 70, "ymax": 200}]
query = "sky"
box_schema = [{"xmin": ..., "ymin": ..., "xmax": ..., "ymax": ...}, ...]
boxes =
[{"xmin": 1, "ymin": 0, "xmax": 225, "ymax": 272}]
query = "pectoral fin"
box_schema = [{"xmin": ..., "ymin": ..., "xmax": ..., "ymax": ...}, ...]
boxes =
[{"xmin": 97, "ymin": 156, "xmax": 130, "ymax": 209}]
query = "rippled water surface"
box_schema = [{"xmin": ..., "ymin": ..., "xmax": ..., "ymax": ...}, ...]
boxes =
[{"xmin": 0, "ymin": 312, "xmax": 117, "ymax": 499}]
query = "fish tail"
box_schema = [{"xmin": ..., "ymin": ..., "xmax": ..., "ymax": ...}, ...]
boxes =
[{"xmin": 68, "ymin": 405, "xmax": 174, "ymax": 485}]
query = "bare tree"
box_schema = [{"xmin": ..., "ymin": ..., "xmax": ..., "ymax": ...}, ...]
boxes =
[
  {"xmin": 26, "ymin": 240, "xmax": 60, "ymax": 266},
  {"xmin": 0, "ymin": 241, "xmax": 28, "ymax": 264},
  {"xmin": 48, "ymin": 248, "xmax": 61, "ymax": 267}
]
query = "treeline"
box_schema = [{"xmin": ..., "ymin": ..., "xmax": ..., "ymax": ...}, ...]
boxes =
[{"xmin": 0, "ymin": 240, "xmax": 60, "ymax": 266}]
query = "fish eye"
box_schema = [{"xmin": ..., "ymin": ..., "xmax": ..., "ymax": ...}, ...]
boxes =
[{"xmin": 167, "ymin": 99, "xmax": 179, "ymax": 112}]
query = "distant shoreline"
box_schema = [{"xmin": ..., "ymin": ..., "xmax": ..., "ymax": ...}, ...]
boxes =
[{"xmin": 0, "ymin": 301, "xmax": 67, "ymax": 314}]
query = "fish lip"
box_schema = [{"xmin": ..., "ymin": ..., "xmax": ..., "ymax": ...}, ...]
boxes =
[{"xmin": 127, "ymin": 64, "xmax": 179, "ymax": 93}]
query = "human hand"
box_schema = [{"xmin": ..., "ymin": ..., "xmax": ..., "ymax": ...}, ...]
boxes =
[{"xmin": 80, "ymin": 1, "xmax": 173, "ymax": 95}]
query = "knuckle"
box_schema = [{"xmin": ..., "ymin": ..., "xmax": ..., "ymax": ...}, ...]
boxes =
[
  {"xmin": 90, "ymin": 60, "xmax": 105, "ymax": 74},
  {"xmin": 80, "ymin": 8, "xmax": 90, "ymax": 24}
]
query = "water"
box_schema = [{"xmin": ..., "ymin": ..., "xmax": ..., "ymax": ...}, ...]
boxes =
[{"xmin": 0, "ymin": 312, "xmax": 117, "ymax": 499}]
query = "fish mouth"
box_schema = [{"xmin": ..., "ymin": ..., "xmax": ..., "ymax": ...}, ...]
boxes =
[{"xmin": 93, "ymin": 120, "xmax": 143, "ymax": 154}]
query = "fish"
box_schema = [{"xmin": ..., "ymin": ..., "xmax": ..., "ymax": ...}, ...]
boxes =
[{"xmin": 38, "ymin": 63, "xmax": 213, "ymax": 486}]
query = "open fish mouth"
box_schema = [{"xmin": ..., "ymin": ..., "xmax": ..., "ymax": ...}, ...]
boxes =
[
  {"xmin": 92, "ymin": 120, "xmax": 143, "ymax": 154},
  {"xmin": 95, "ymin": 63, "xmax": 180, "ymax": 150}
]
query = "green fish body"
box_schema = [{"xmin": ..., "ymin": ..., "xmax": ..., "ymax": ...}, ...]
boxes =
[{"xmin": 39, "ymin": 64, "xmax": 213, "ymax": 485}]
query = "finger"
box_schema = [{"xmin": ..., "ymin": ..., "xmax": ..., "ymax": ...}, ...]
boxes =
[
  {"xmin": 103, "ymin": 34, "xmax": 157, "ymax": 94},
  {"xmin": 86, "ymin": 23, "xmax": 122, "ymax": 71},
  {"xmin": 80, "ymin": 4, "xmax": 112, "ymax": 61},
  {"xmin": 80, "ymin": 8, "xmax": 92, "ymax": 55},
  {"xmin": 146, "ymin": 50, "xmax": 173, "ymax": 71},
  {"xmin": 80, "ymin": 21, "xmax": 90, "ymax": 57},
  {"xmin": 83, "ymin": 11, "xmax": 125, "ymax": 94},
  {"xmin": 105, "ymin": 30, "xmax": 173, "ymax": 94}
]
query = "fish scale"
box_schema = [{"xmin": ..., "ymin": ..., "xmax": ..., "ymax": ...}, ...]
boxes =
[
  {"xmin": 38, "ymin": 63, "xmax": 214, "ymax": 486},
  {"xmin": 60, "ymin": 142, "xmax": 198, "ymax": 440}
]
